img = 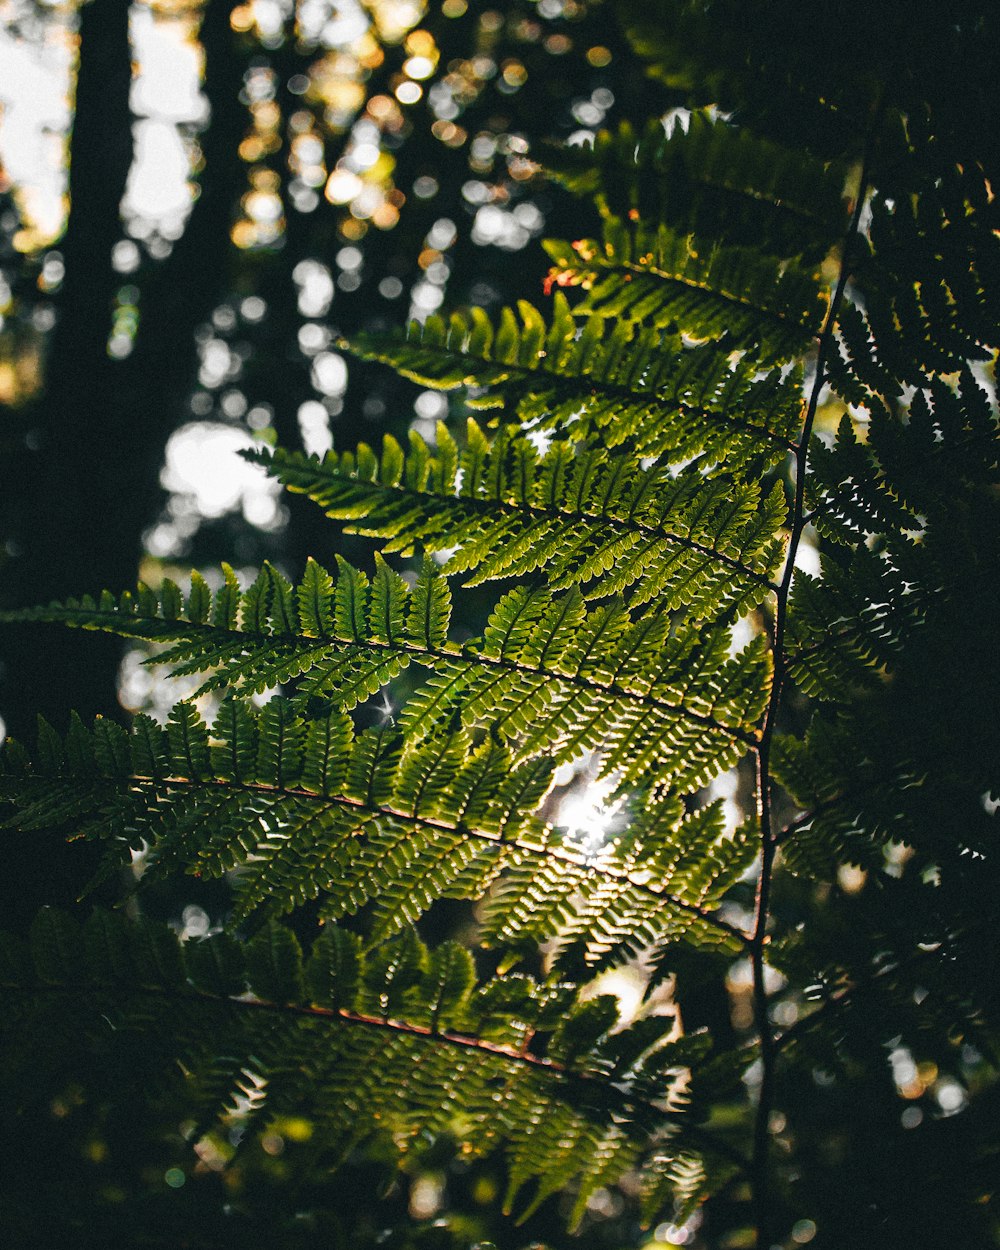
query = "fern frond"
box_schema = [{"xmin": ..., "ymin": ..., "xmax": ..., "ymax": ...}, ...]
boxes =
[
  {"xmin": 828, "ymin": 164, "xmax": 1000, "ymax": 406},
  {"xmin": 479, "ymin": 799, "xmax": 755, "ymax": 965},
  {"xmin": 806, "ymin": 378, "xmax": 1000, "ymax": 549},
  {"xmin": 546, "ymin": 112, "xmax": 847, "ymax": 260},
  {"xmin": 1, "ymin": 569, "xmax": 767, "ymax": 789},
  {"xmin": 0, "ymin": 559, "xmax": 438, "ymax": 709},
  {"xmin": 0, "ymin": 702, "xmax": 748, "ymax": 951},
  {"xmin": 2, "ymin": 907, "xmax": 734, "ymax": 1220},
  {"xmin": 251, "ymin": 426, "xmax": 785, "ymax": 615},
  {"xmin": 777, "ymin": 468, "xmax": 1000, "ymax": 888},
  {"xmin": 639, "ymin": 1146, "xmax": 741, "ymax": 1228},
  {"xmin": 398, "ymin": 587, "xmax": 767, "ymax": 788},
  {"xmin": 789, "ymin": 373, "xmax": 1000, "ymax": 705},
  {"xmin": 862, "ymin": 188, "xmax": 1000, "ymax": 372},
  {"xmin": 542, "ymin": 218, "xmax": 827, "ymax": 361},
  {"xmin": 342, "ymin": 295, "xmax": 803, "ymax": 467}
]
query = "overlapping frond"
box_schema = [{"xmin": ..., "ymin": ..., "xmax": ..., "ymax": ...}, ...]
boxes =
[
  {"xmin": 1, "ymin": 566, "xmax": 767, "ymax": 789},
  {"xmin": 479, "ymin": 801, "xmax": 755, "ymax": 964},
  {"xmin": 399, "ymin": 585, "xmax": 767, "ymax": 788},
  {"xmin": 251, "ymin": 423, "xmax": 785, "ymax": 615},
  {"xmin": 0, "ymin": 700, "xmax": 749, "ymax": 956},
  {"xmin": 777, "ymin": 499, "xmax": 1000, "ymax": 880},
  {"xmin": 828, "ymin": 163, "xmax": 1000, "ymax": 406},
  {"xmin": 546, "ymin": 112, "xmax": 847, "ymax": 260},
  {"xmin": 774, "ymin": 362, "xmax": 999, "ymax": 909},
  {"xmin": 542, "ymin": 218, "xmax": 827, "ymax": 362},
  {"xmin": 343, "ymin": 295, "xmax": 803, "ymax": 467},
  {"xmin": 1, "ymin": 558, "xmax": 440, "ymax": 709},
  {"xmin": 785, "ymin": 364, "xmax": 999, "ymax": 713},
  {"xmin": 2, "ymin": 907, "xmax": 734, "ymax": 1219},
  {"xmin": 806, "ymin": 375, "xmax": 1000, "ymax": 549}
]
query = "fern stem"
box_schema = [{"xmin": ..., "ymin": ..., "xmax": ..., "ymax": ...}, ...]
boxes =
[
  {"xmin": 6, "ymin": 980, "xmax": 601, "ymax": 1069},
  {"xmin": 747, "ymin": 105, "xmax": 882, "ymax": 1249}
]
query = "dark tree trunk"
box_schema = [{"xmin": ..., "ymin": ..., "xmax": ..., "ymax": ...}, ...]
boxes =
[
  {"xmin": 0, "ymin": 0, "xmax": 247, "ymax": 746},
  {"xmin": 0, "ymin": 0, "xmax": 135, "ymax": 741},
  {"xmin": 119, "ymin": 0, "xmax": 245, "ymax": 409},
  {"xmin": 0, "ymin": 0, "xmax": 247, "ymax": 928},
  {"xmin": 0, "ymin": 0, "xmax": 134, "ymax": 927}
]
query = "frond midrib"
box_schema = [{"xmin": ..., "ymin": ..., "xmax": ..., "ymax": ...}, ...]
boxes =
[
  {"xmin": 346, "ymin": 335, "xmax": 798, "ymax": 450},
  {"xmin": 611, "ymin": 257, "xmax": 817, "ymax": 329},
  {"xmin": 280, "ymin": 460, "xmax": 781, "ymax": 589},
  {"xmin": 31, "ymin": 606, "xmax": 760, "ymax": 744},
  {"xmin": 52, "ymin": 770, "xmax": 748, "ymax": 942}
]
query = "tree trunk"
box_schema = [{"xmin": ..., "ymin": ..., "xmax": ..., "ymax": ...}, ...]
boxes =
[{"xmin": 0, "ymin": 0, "xmax": 135, "ymax": 741}]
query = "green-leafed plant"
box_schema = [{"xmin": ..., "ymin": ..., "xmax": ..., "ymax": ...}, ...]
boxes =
[{"xmin": 3, "ymin": 5, "xmax": 999, "ymax": 1247}]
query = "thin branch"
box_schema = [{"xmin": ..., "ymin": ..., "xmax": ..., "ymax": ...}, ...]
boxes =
[{"xmin": 747, "ymin": 101, "xmax": 883, "ymax": 1249}]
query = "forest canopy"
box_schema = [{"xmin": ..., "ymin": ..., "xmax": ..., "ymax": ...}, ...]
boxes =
[{"xmin": 1, "ymin": 2, "xmax": 998, "ymax": 1248}]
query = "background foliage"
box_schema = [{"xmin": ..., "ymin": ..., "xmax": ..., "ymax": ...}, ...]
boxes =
[{"xmin": 1, "ymin": 2, "xmax": 999, "ymax": 1248}]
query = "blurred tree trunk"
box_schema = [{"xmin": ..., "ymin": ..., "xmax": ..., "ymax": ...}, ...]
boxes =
[
  {"xmin": 0, "ymin": 0, "xmax": 246, "ymax": 745},
  {"xmin": 0, "ymin": 0, "xmax": 134, "ymax": 742},
  {"xmin": 119, "ymin": 0, "xmax": 245, "ymax": 411},
  {"xmin": 0, "ymin": 0, "xmax": 246, "ymax": 926}
]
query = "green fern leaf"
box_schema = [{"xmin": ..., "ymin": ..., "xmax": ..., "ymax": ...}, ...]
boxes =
[
  {"xmin": 542, "ymin": 218, "xmax": 827, "ymax": 361},
  {"xmin": 546, "ymin": 113, "xmax": 847, "ymax": 260},
  {"xmin": 419, "ymin": 940, "xmax": 476, "ymax": 1031},
  {"xmin": 185, "ymin": 932, "xmax": 246, "ymax": 998},
  {"xmin": 246, "ymin": 920, "xmax": 305, "ymax": 1003},
  {"xmin": 305, "ymin": 925, "xmax": 364, "ymax": 1011},
  {"xmin": 340, "ymin": 295, "xmax": 802, "ymax": 467},
  {"xmin": 253, "ymin": 431, "xmax": 783, "ymax": 615}
]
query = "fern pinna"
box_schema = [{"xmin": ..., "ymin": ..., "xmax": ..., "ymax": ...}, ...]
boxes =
[{"xmin": 3, "ymin": 12, "xmax": 999, "ymax": 1247}]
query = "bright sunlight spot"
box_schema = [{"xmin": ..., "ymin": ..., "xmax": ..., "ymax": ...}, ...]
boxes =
[
  {"xmin": 160, "ymin": 422, "xmax": 281, "ymax": 522},
  {"xmin": 556, "ymin": 766, "xmax": 624, "ymax": 856},
  {"xmin": 0, "ymin": 11, "xmax": 73, "ymax": 247}
]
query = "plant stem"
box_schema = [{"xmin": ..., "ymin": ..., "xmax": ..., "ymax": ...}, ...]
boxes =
[{"xmin": 747, "ymin": 108, "xmax": 882, "ymax": 1248}]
